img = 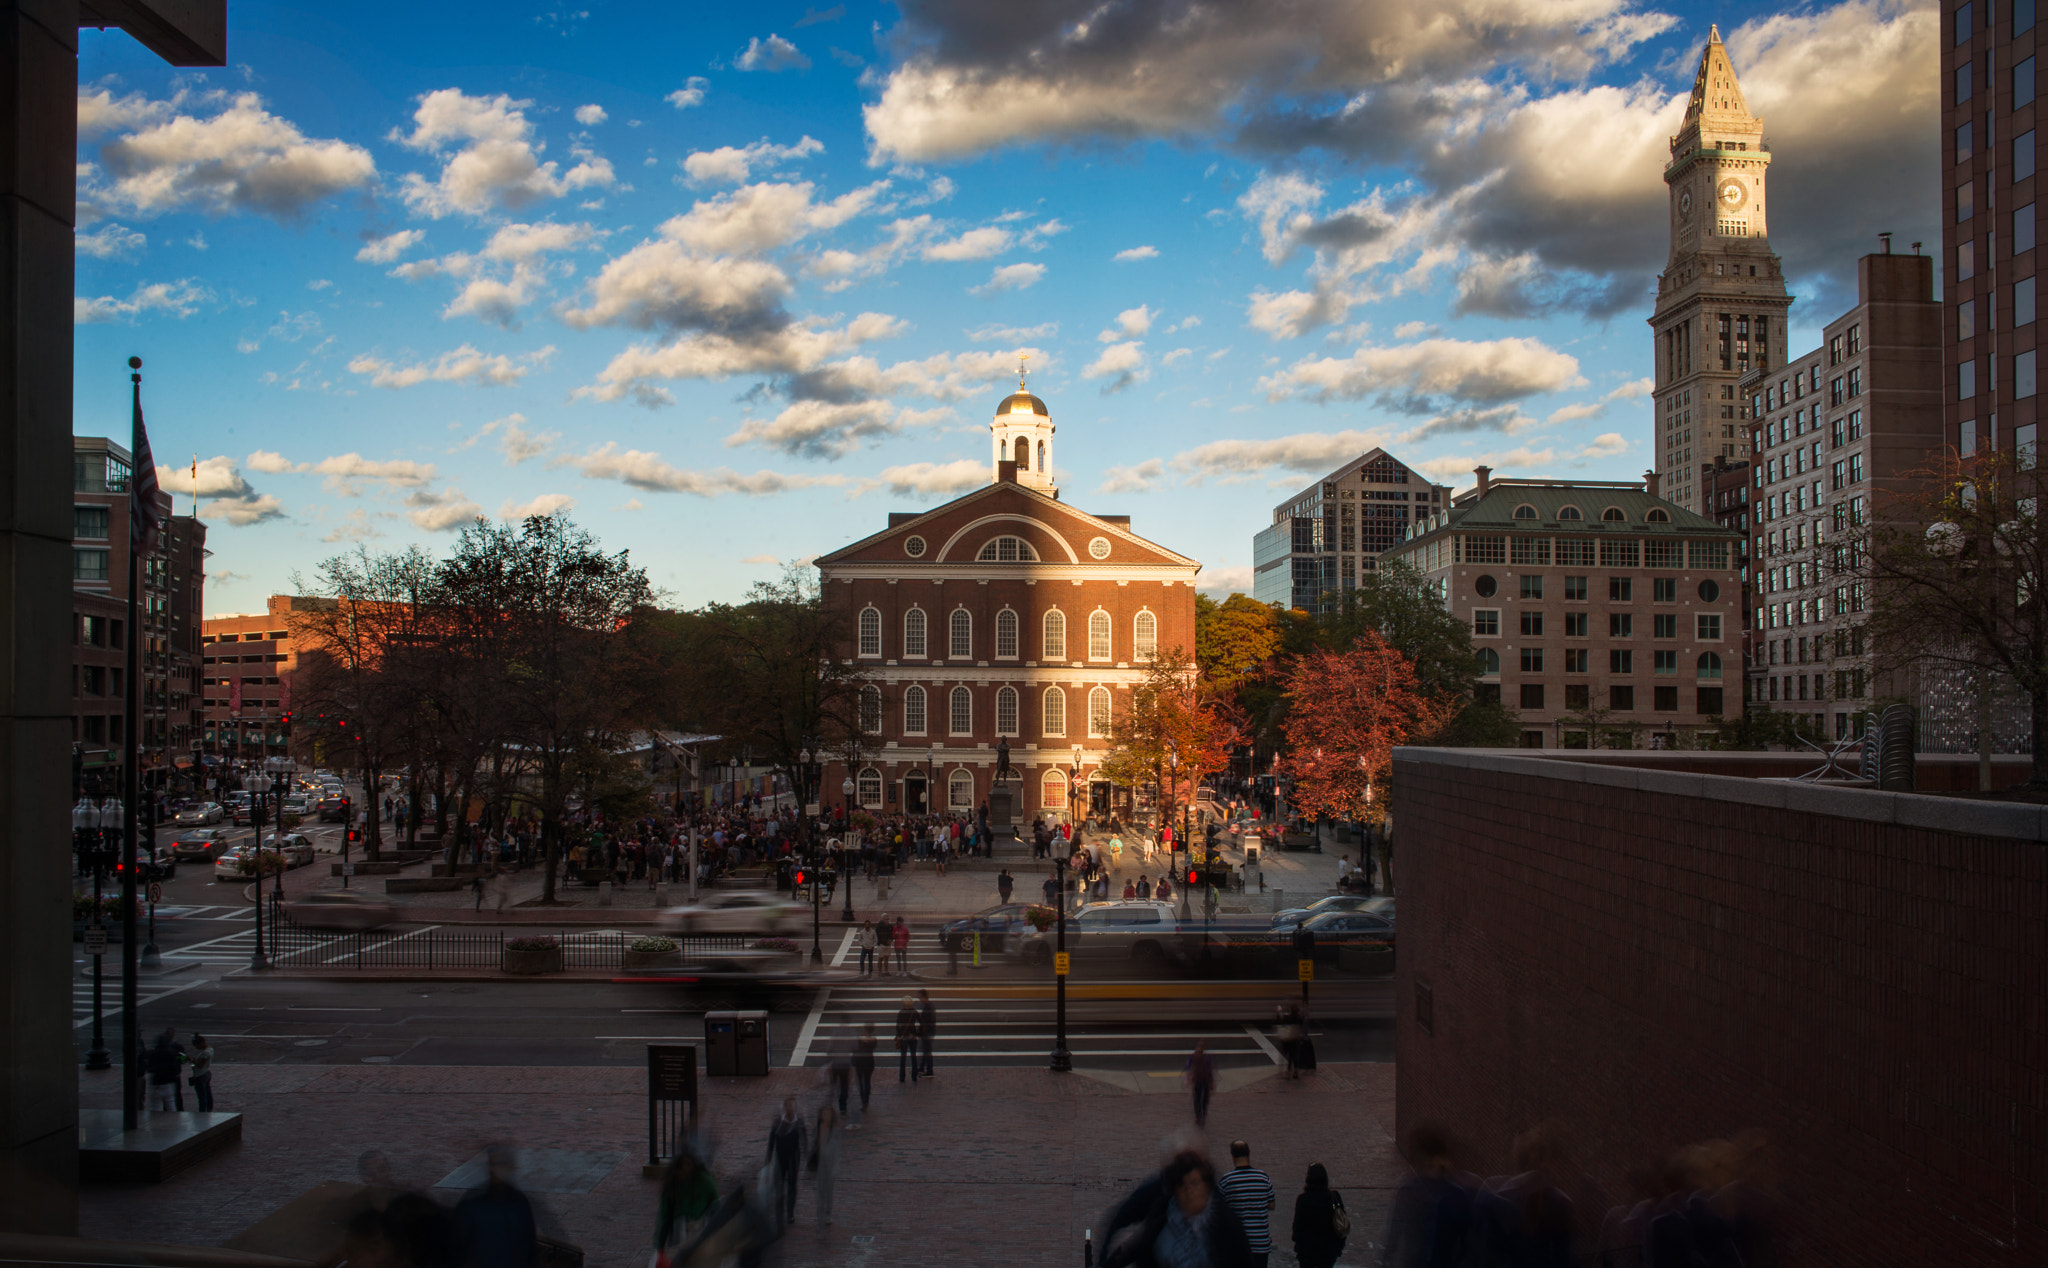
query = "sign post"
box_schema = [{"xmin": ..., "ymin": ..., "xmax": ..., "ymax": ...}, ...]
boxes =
[{"xmin": 646, "ymin": 1044, "xmax": 698, "ymax": 1172}]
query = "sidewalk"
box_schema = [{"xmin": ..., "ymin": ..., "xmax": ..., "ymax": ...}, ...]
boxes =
[{"xmin": 79, "ymin": 1058, "xmax": 1401, "ymax": 1268}]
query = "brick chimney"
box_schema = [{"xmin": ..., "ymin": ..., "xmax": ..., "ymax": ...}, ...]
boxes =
[
  {"xmin": 1644, "ymin": 469, "xmax": 1661, "ymax": 499},
  {"xmin": 1473, "ymin": 465, "xmax": 1491, "ymax": 495},
  {"xmin": 996, "ymin": 459, "xmax": 1018, "ymax": 484}
]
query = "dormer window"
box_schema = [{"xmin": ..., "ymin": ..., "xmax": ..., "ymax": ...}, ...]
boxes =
[
  {"xmin": 1646, "ymin": 508, "xmax": 1672, "ymax": 523},
  {"xmin": 977, "ymin": 536, "xmax": 1039, "ymax": 562},
  {"xmin": 1602, "ymin": 507, "xmax": 1628, "ymax": 522},
  {"xmin": 1557, "ymin": 505, "xmax": 1584, "ymax": 521},
  {"xmin": 1512, "ymin": 504, "xmax": 1539, "ymax": 520}
]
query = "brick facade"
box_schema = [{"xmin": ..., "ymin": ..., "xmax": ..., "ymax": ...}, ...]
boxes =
[{"xmin": 1393, "ymin": 747, "xmax": 2047, "ymax": 1264}]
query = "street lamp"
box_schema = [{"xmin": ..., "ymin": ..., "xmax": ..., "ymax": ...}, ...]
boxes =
[
  {"xmin": 1166, "ymin": 741, "xmax": 1190, "ymax": 920},
  {"xmin": 78, "ymin": 791, "xmax": 112, "ymax": 1070},
  {"xmin": 266, "ymin": 756, "xmax": 295, "ymax": 960},
  {"xmin": 248, "ymin": 772, "xmax": 270, "ymax": 972},
  {"xmin": 840, "ymin": 775, "xmax": 857, "ymax": 922},
  {"xmin": 801, "ymin": 742, "xmax": 823, "ymax": 965},
  {"xmin": 1050, "ymin": 809, "xmax": 1072, "ymax": 1074}
]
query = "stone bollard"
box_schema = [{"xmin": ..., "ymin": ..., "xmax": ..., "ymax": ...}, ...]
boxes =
[{"xmin": 599, "ymin": 881, "xmax": 613, "ymax": 907}]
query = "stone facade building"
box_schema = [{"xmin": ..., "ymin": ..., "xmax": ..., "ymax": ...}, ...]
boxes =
[
  {"xmin": 816, "ymin": 386, "xmax": 1199, "ymax": 825},
  {"xmin": 1380, "ymin": 469, "xmax": 1744, "ymax": 749},
  {"xmin": 1251, "ymin": 449, "xmax": 1450, "ymax": 613}
]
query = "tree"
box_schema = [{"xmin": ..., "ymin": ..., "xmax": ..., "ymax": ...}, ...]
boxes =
[
  {"xmin": 1316, "ymin": 561, "xmax": 1479, "ymax": 695},
  {"xmin": 1098, "ymin": 647, "xmax": 1242, "ymax": 832},
  {"xmin": 1194, "ymin": 594, "xmax": 1283, "ymax": 691},
  {"xmin": 1859, "ymin": 448, "xmax": 2047, "ymax": 786},
  {"xmin": 1279, "ymin": 631, "xmax": 1452, "ymax": 824}
]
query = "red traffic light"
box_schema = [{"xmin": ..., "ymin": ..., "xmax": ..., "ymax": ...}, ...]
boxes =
[
  {"xmin": 1187, "ymin": 870, "xmax": 1198, "ymax": 885},
  {"xmin": 793, "ymin": 870, "xmax": 807, "ymax": 885}
]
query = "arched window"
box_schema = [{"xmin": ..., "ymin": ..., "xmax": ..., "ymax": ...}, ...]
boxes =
[
  {"xmin": 857, "ymin": 606, "xmax": 881, "ymax": 657},
  {"xmin": 1646, "ymin": 508, "xmax": 1672, "ymax": 523},
  {"xmin": 948, "ymin": 768, "xmax": 974, "ymax": 809},
  {"xmin": 1043, "ymin": 609, "xmax": 1067, "ymax": 660},
  {"xmin": 1042, "ymin": 769, "xmax": 1068, "ymax": 812},
  {"xmin": 1601, "ymin": 506, "xmax": 1627, "ymax": 522},
  {"xmin": 950, "ymin": 608, "xmax": 972, "ymax": 658},
  {"xmin": 995, "ymin": 609, "xmax": 1019, "ymax": 658},
  {"xmin": 904, "ymin": 685, "xmax": 927, "ymax": 735},
  {"xmin": 1697, "ymin": 651, "xmax": 1723, "ymax": 679},
  {"xmin": 1014, "ymin": 436, "xmax": 1029, "ymax": 468},
  {"xmin": 977, "ymin": 536, "xmax": 1040, "ymax": 562},
  {"xmin": 1133, "ymin": 611, "xmax": 1157, "ymax": 661},
  {"xmin": 903, "ymin": 608, "xmax": 927, "ymax": 659},
  {"xmin": 1478, "ymin": 648, "xmax": 1501, "ymax": 677},
  {"xmin": 996, "ymin": 687, "xmax": 1019, "ymax": 736},
  {"xmin": 1513, "ymin": 504, "xmax": 1538, "ymax": 520},
  {"xmin": 1088, "ymin": 686, "xmax": 1112, "ymax": 737},
  {"xmin": 1042, "ymin": 686, "xmax": 1066, "ymax": 736},
  {"xmin": 1037, "ymin": 440, "xmax": 1046, "ymax": 472},
  {"xmin": 1088, "ymin": 610, "xmax": 1112, "ymax": 660},
  {"xmin": 950, "ymin": 686, "xmax": 972, "ymax": 735},
  {"xmin": 859, "ymin": 684, "xmax": 882, "ymax": 733},
  {"xmin": 1557, "ymin": 505, "xmax": 1584, "ymax": 521},
  {"xmin": 857, "ymin": 767, "xmax": 883, "ymax": 808}
]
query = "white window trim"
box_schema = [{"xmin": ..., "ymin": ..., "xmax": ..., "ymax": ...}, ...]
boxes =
[
  {"xmin": 903, "ymin": 684, "xmax": 927, "ymax": 736},
  {"xmin": 857, "ymin": 605, "xmax": 882, "ymax": 658},
  {"xmin": 857, "ymin": 766, "xmax": 884, "ymax": 809},
  {"xmin": 949, "ymin": 685, "xmax": 973, "ymax": 736},
  {"xmin": 1133, "ymin": 609, "xmax": 1157, "ymax": 662},
  {"xmin": 1042, "ymin": 686, "xmax": 1066, "ymax": 737},
  {"xmin": 1087, "ymin": 608, "xmax": 1113, "ymax": 662},
  {"xmin": 949, "ymin": 608, "xmax": 973, "ymax": 659},
  {"xmin": 1043, "ymin": 608, "xmax": 1068, "ymax": 661},
  {"xmin": 1087, "ymin": 685, "xmax": 1112, "ymax": 738},
  {"xmin": 995, "ymin": 607, "xmax": 1020, "ymax": 660},
  {"xmin": 903, "ymin": 606, "xmax": 927, "ymax": 660},
  {"xmin": 859, "ymin": 684, "xmax": 883, "ymax": 733},
  {"xmin": 995, "ymin": 686, "xmax": 1019, "ymax": 737},
  {"xmin": 948, "ymin": 768, "xmax": 975, "ymax": 810}
]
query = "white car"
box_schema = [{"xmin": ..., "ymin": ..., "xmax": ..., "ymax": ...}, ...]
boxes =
[
  {"xmin": 261, "ymin": 833, "xmax": 317, "ymax": 866},
  {"xmin": 284, "ymin": 890, "xmax": 394, "ymax": 931},
  {"xmin": 174, "ymin": 802, "xmax": 224, "ymax": 826},
  {"xmin": 655, "ymin": 892, "xmax": 797, "ymax": 936}
]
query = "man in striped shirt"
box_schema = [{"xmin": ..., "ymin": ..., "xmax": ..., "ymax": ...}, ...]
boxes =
[{"xmin": 1217, "ymin": 1140, "xmax": 1276, "ymax": 1267}]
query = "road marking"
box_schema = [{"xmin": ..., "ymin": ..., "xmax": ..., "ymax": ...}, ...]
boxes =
[
  {"xmin": 73, "ymin": 976, "xmax": 210, "ymax": 1028},
  {"xmin": 1242, "ymin": 1023, "xmax": 1283, "ymax": 1065},
  {"xmin": 319, "ymin": 925, "xmax": 436, "ymax": 965},
  {"xmin": 829, "ymin": 926, "xmax": 856, "ymax": 968},
  {"xmin": 287, "ymin": 1006, "xmax": 381, "ymax": 1012},
  {"xmin": 787, "ymin": 986, "xmax": 832, "ymax": 1068}
]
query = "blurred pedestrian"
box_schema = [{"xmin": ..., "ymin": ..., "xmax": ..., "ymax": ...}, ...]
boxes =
[
  {"xmin": 1218, "ymin": 1141, "xmax": 1276, "ymax": 1268},
  {"xmin": 187, "ymin": 1034, "xmax": 214, "ymax": 1112},
  {"xmin": 890, "ymin": 916, "xmax": 910, "ymax": 973},
  {"xmin": 917, "ymin": 988, "xmax": 937, "ymax": 1077},
  {"xmin": 851, "ymin": 1021, "xmax": 877, "ymax": 1120},
  {"xmin": 1184, "ymin": 1041, "xmax": 1215, "ymax": 1127},
  {"xmin": 895, "ymin": 995, "xmax": 921, "ymax": 1083},
  {"xmin": 1378, "ymin": 1125, "xmax": 1471, "ymax": 1268},
  {"xmin": 454, "ymin": 1145, "xmax": 538, "ymax": 1268},
  {"xmin": 653, "ymin": 1151, "xmax": 718, "ymax": 1259},
  {"xmin": 765, "ymin": 1097, "xmax": 805, "ymax": 1226},
  {"xmin": 1290, "ymin": 1163, "xmax": 1347, "ymax": 1268},
  {"xmin": 1275, "ymin": 1004, "xmax": 1305, "ymax": 1081},
  {"xmin": 810, "ymin": 1105, "xmax": 842, "ymax": 1225},
  {"xmin": 1102, "ymin": 1150, "xmax": 1254, "ymax": 1268},
  {"xmin": 1471, "ymin": 1126, "xmax": 1574, "ymax": 1268},
  {"xmin": 143, "ymin": 1029, "xmax": 184, "ymax": 1113},
  {"xmin": 997, "ymin": 868, "xmax": 1014, "ymax": 904}
]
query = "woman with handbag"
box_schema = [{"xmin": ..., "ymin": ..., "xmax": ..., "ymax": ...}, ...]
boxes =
[{"xmin": 1290, "ymin": 1163, "xmax": 1347, "ymax": 1268}]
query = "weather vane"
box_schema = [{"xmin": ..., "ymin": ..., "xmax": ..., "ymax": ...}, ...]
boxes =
[{"xmin": 1018, "ymin": 352, "xmax": 1029, "ymax": 390}]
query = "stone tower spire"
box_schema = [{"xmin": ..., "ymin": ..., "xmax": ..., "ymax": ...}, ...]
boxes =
[{"xmin": 1645, "ymin": 27, "xmax": 1791, "ymax": 515}]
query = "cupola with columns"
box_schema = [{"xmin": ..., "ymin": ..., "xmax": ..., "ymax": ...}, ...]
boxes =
[{"xmin": 990, "ymin": 364, "xmax": 1056, "ymax": 493}]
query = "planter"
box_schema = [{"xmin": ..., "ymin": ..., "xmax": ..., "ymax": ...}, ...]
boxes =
[
  {"xmin": 502, "ymin": 946, "xmax": 564, "ymax": 976},
  {"xmin": 623, "ymin": 949, "xmax": 684, "ymax": 971}
]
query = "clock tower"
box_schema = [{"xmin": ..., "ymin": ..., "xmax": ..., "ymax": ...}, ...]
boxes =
[{"xmin": 1648, "ymin": 26, "xmax": 1791, "ymax": 514}]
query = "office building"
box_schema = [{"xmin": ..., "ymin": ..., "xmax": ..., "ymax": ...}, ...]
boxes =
[{"xmin": 1251, "ymin": 449, "xmax": 1450, "ymax": 613}]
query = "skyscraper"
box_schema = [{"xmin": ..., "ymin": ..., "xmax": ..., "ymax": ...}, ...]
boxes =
[{"xmin": 1649, "ymin": 26, "xmax": 1793, "ymax": 515}]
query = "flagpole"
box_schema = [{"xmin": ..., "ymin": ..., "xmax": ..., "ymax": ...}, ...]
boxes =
[{"xmin": 120, "ymin": 356, "xmax": 144, "ymax": 1131}]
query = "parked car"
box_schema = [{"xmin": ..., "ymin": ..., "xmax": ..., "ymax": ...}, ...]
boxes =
[
  {"xmin": 1271, "ymin": 895, "xmax": 1395, "ymax": 930},
  {"xmin": 283, "ymin": 890, "xmax": 394, "ymax": 932},
  {"xmin": 937, "ymin": 903, "xmax": 1043, "ymax": 953},
  {"xmin": 654, "ymin": 892, "xmax": 796, "ymax": 935},
  {"xmin": 174, "ymin": 802, "xmax": 224, "ymax": 826},
  {"xmin": 169, "ymin": 829, "xmax": 236, "ymax": 862},
  {"xmin": 1011, "ymin": 900, "xmax": 1184, "ymax": 970}
]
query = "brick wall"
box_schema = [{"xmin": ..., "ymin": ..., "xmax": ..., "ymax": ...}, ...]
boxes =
[{"xmin": 1392, "ymin": 748, "xmax": 2046, "ymax": 1265}]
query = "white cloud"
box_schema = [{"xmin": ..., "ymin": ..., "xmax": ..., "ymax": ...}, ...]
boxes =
[
  {"xmin": 970, "ymin": 262, "xmax": 1044, "ymax": 294},
  {"xmin": 1260, "ymin": 337, "xmax": 1582, "ymax": 406},
  {"xmin": 922, "ymin": 226, "xmax": 1011, "ymax": 261},
  {"xmin": 661, "ymin": 179, "xmax": 885, "ymax": 255},
  {"xmin": 307, "ymin": 453, "xmax": 438, "ymax": 493},
  {"xmin": 741, "ymin": 553, "xmax": 781, "ymax": 565},
  {"xmin": 735, "ymin": 34, "xmax": 811, "ymax": 72},
  {"xmin": 965, "ymin": 321, "xmax": 1057, "ymax": 342},
  {"xmin": 393, "ymin": 89, "xmax": 612, "ymax": 219},
  {"xmin": 322, "ymin": 509, "xmax": 383, "ymax": 543},
  {"xmin": 725, "ymin": 399, "xmax": 907, "ymax": 459},
  {"xmin": 82, "ymin": 89, "xmax": 375, "ymax": 218},
  {"xmin": 406, "ymin": 487, "xmax": 484, "ymax": 531},
  {"xmin": 430, "ymin": 220, "xmax": 605, "ymax": 326},
  {"xmin": 245, "ymin": 449, "xmax": 294, "ymax": 474},
  {"xmin": 572, "ymin": 313, "xmax": 906, "ymax": 406},
  {"xmin": 157, "ymin": 455, "xmax": 285, "ymax": 525},
  {"xmin": 1084, "ymin": 340, "xmax": 1148, "ymax": 394},
  {"xmin": 347, "ymin": 344, "xmax": 554, "ymax": 389},
  {"xmin": 666, "ymin": 78, "xmax": 710, "ymax": 109},
  {"xmin": 557, "ymin": 442, "xmax": 852, "ymax": 497},
  {"xmin": 480, "ymin": 413, "xmax": 556, "ymax": 464},
  {"xmin": 574, "ymin": 103, "xmax": 608, "ymax": 126},
  {"xmin": 1195, "ymin": 564, "xmax": 1256, "ymax": 599},
  {"xmin": 1101, "ymin": 458, "xmax": 1166, "ymax": 494},
  {"xmin": 876, "ymin": 459, "xmax": 986, "ymax": 498},
  {"xmin": 1114, "ymin": 245, "xmax": 1159, "ymax": 262},
  {"xmin": 75, "ymin": 223, "xmax": 145, "ymax": 259},
  {"xmin": 1098, "ymin": 305, "xmax": 1155, "ymax": 342},
  {"xmin": 1546, "ymin": 375, "xmax": 1655, "ymax": 424},
  {"xmin": 356, "ymin": 229, "xmax": 425, "ymax": 263},
  {"xmin": 1581, "ymin": 431, "xmax": 1629, "ymax": 457},
  {"xmin": 500, "ymin": 492, "xmax": 577, "ymax": 519},
  {"xmin": 74, "ymin": 279, "xmax": 209, "ymax": 323},
  {"xmin": 681, "ymin": 135, "xmax": 823, "ymax": 185}
]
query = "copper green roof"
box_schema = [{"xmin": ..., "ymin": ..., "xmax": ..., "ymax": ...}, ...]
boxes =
[{"xmin": 1385, "ymin": 483, "xmax": 1740, "ymax": 560}]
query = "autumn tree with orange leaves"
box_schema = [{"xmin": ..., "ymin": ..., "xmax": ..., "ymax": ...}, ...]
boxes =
[
  {"xmin": 1100, "ymin": 647, "xmax": 1242, "ymax": 831},
  {"xmin": 1279, "ymin": 630, "xmax": 1452, "ymax": 824}
]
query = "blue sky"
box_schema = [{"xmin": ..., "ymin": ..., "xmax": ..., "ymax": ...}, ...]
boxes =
[{"xmin": 73, "ymin": 0, "xmax": 1938, "ymax": 613}]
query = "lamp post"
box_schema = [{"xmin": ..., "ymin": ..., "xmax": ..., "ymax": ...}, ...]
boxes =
[
  {"xmin": 841, "ymin": 776, "xmax": 857, "ymax": 922},
  {"xmin": 1049, "ymin": 844, "xmax": 1072, "ymax": 1073},
  {"xmin": 247, "ymin": 771, "xmax": 270, "ymax": 972},
  {"xmin": 79, "ymin": 791, "xmax": 112, "ymax": 1070},
  {"xmin": 925, "ymin": 746, "xmax": 934, "ymax": 816},
  {"xmin": 801, "ymin": 743, "xmax": 823, "ymax": 965},
  {"xmin": 267, "ymin": 757, "xmax": 295, "ymax": 961}
]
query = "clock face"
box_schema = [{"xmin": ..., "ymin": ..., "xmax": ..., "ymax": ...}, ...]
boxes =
[
  {"xmin": 1717, "ymin": 177, "xmax": 1748, "ymax": 211},
  {"xmin": 1678, "ymin": 189, "xmax": 1693, "ymax": 220}
]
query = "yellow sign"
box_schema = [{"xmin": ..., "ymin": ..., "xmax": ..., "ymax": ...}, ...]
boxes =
[
  {"xmin": 1054, "ymin": 952, "xmax": 1071, "ymax": 976},
  {"xmin": 1297, "ymin": 958, "xmax": 1314, "ymax": 983}
]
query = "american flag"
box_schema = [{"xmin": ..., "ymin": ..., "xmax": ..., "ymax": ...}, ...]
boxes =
[{"xmin": 130, "ymin": 374, "xmax": 161, "ymax": 557}]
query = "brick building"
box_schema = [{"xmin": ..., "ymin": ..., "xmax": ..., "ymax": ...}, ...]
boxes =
[
  {"xmin": 1251, "ymin": 449, "xmax": 1449, "ymax": 613},
  {"xmin": 198, "ymin": 595, "xmax": 330, "ymax": 765},
  {"xmin": 815, "ymin": 385, "xmax": 1200, "ymax": 825},
  {"xmin": 71, "ymin": 436, "xmax": 205, "ymax": 789},
  {"xmin": 1380, "ymin": 468, "xmax": 1743, "ymax": 749}
]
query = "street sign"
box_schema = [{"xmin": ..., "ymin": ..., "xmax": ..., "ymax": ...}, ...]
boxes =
[
  {"xmin": 342, "ymin": 863, "xmax": 356, "ymax": 876},
  {"xmin": 83, "ymin": 926, "xmax": 108, "ymax": 956},
  {"xmin": 646, "ymin": 1044, "xmax": 698, "ymax": 1167},
  {"xmin": 1297, "ymin": 957, "xmax": 1314, "ymax": 983},
  {"xmin": 804, "ymin": 802, "xmax": 821, "ymax": 817},
  {"xmin": 1054, "ymin": 952, "xmax": 1070, "ymax": 976},
  {"xmin": 147, "ymin": 882, "xmax": 162, "ymax": 905}
]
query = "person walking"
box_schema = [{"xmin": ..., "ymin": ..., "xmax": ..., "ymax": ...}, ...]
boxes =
[
  {"xmin": 916, "ymin": 988, "xmax": 938, "ymax": 1078},
  {"xmin": 1185, "ymin": 1040, "xmax": 1216, "ymax": 1127},
  {"xmin": 143, "ymin": 1029, "xmax": 184, "ymax": 1113},
  {"xmin": 810, "ymin": 1106, "xmax": 842, "ymax": 1226},
  {"xmin": 1108, "ymin": 834, "xmax": 1124, "ymax": 873},
  {"xmin": 851, "ymin": 1021, "xmax": 877, "ymax": 1121},
  {"xmin": 453, "ymin": 1146, "xmax": 539, "ymax": 1268},
  {"xmin": 1275, "ymin": 1003, "xmax": 1307, "ymax": 1080},
  {"xmin": 894, "ymin": 995, "xmax": 921, "ymax": 1084},
  {"xmin": 1102, "ymin": 1150, "xmax": 1256, "ymax": 1268},
  {"xmin": 890, "ymin": 916, "xmax": 910, "ymax": 974},
  {"xmin": 997, "ymin": 868, "xmax": 1014, "ymax": 904},
  {"xmin": 1290, "ymin": 1163, "xmax": 1348, "ymax": 1268},
  {"xmin": 857, "ymin": 920, "xmax": 878, "ymax": 977},
  {"xmin": 653, "ymin": 1151, "xmax": 718, "ymax": 1259},
  {"xmin": 1377, "ymin": 1126, "xmax": 1473, "ymax": 1268},
  {"xmin": 1218, "ymin": 1141, "xmax": 1277, "ymax": 1268},
  {"xmin": 766, "ymin": 1097, "xmax": 806, "ymax": 1226},
  {"xmin": 187, "ymin": 1034, "xmax": 214, "ymax": 1112}
]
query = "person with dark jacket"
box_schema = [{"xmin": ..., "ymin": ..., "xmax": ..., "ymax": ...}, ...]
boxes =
[
  {"xmin": 894, "ymin": 995, "xmax": 921, "ymax": 1083},
  {"xmin": 916, "ymin": 988, "xmax": 938, "ymax": 1077},
  {"xmin": 1104, "ymin": 1151, "xmax": 1255, "ymax": 1268},
  {"xmin": 1378, "ymin": 1126, "xmax": 1472, "ymax": 1268},
  {"xmin": 1291, "ymin": 1162, "xmax": 1347, "ymax": 1268},
  {"xmin": 452, "ymin": 1146, "xmax": 538, "ymax": 1268},
  {"xmin": 765, "ymin": 1097, "xmax": 806, "ymax": 1226}
]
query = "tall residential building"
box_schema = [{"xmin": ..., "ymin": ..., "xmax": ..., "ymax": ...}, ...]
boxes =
[
  {"xmin": 1380, "ymin": 468, "xmax": 1743, "ymax": 750},
  {"xmin": 71, "ymin": 437, "xmax": 206, "ymax": 789},
  {"xmin": 815, "ymin": 385, "xmax": 1199, "ymax": 826},
  {"xmin": 1649, "ymin": 26, "xmax": 1793, "ymax": 515},
  {"xmin": 1739, "ymin": 252, "xmax": 1943, "ymax": 739},
  {"xmin": 199, "ymin": 595, "xmax": 327, "ymax": 765},
  {"xmin": 1945, "ymin": 1, "xmax": 2040, "ymax": 469},
  {"xmin": 1251, "ymin": 449, "xmax": 1450, "ymax": 613}
]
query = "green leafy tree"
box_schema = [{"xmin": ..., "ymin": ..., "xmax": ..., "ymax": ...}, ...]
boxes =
[{"xmin": 1316, "ymin": 561, "xmax": 1480, "ymax": 694}]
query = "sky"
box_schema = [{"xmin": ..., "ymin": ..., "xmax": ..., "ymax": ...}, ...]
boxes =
[{"xmin": 72, "ymin": 0, "xmax": 1939, "ymax": 614}]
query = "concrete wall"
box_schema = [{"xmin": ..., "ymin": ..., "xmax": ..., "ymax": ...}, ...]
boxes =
[{"xmin": 1392, "ymin": 747, "xmax": 2044, "ymax": 1265}]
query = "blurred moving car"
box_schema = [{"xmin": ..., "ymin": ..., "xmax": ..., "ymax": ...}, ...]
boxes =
[
  {"xmin": 1270, "ymin": 894, "xmax": 1395, "ymax": 930},
  {"xmin": 1293, "ymin": 908, "xmax": 1395, "ymax": 959},
  {"xmin": 169, "ymin": 829, "xmax": 236, "ymax": 862},
  {"xmin": 174, "ymin": 802, "xmax": 224, "ymax": 826},
  {"xmin": 654, "ymin": 892, "xmax": 796, "ymax": 935},
  {"xmin": 1011, "ymin": 900, "xmax": 1183, "ymax": 970},
  {"xmin": 283, "ymin": 890, "xmax": 394, "ymax": 931},
  {"xmin": 936, "ymin": 903, "xmax": 1042, "ymax": 953}
]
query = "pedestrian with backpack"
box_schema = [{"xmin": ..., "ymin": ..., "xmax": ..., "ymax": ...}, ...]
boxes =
[{"xmin": 1290, "ymin": 1163, "xmax": 1347, "ymax": 1268}]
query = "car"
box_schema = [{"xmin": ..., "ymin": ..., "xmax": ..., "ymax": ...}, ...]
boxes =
[
  {"xmin": 260, "ymin": 833, "xmax": 317, "ymax": 866},
  {"xmin": 280, "ymin": 795, "xmax": 310, "ymax": 816},
  {"xmin": 1011, "ymin": 900, "xmax": 1184, "ymax": 970},
  {"xmin": 174, "ymin": 802, "xmax": 224, "ymax": 826},
  {"xmin": 169, "ymin": 829, "xmax": 236, "ymax": 862},
  {"xmin": 283, "ymin": 890, "xmax": 394, "ymax": 932},
  {"xmin": 654, "ymin": 892, "xmax": 797, "ymax": 936},
  {"xmin": 936, "ymin": 903, "xmax": 1043, "ymax": 953},
  {"xmin": 1271, "ymin": 894, "xmax": 1395, "ymax": 930},
  {"xmin": 231, "ymin": 801, "xmax": 254, "ymax": 826},
  {"xmin": 213, "ymin": 846, "xmax": 259, "ymax": 881},
  {"xmin": 1292, "ymin": 908, "xmax": 1395, "ymax": 958},
  {"xmin": 316, "ymin": 795, "xmax": 351, "ymax": 823}
]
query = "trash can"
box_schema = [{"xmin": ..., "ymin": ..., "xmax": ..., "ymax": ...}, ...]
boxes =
[
  {"xmin": 704, "ymin": 1011, "xmax": 739, "ymax": 1076},
  {"xmin": 734, "ymin": 1010, "xmax": 771, "ymax": 1076}
]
